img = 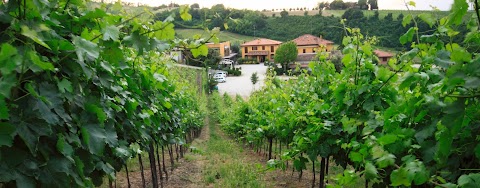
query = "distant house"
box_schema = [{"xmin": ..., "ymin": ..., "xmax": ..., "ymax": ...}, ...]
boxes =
[
  {"xmin": 206, "ymin": 41, "xmax": 238, "ymax": 68},
  {"xmin": 169, "ymin": 47, "xmax": 184, "ymax": 63},
  {"xmin": 241, "ymin": 38, "xmax": 282, "ymax": 62},
  {"xmin": 206, "ymin": 41, "xmax": 232, "ymax": 58},
  {"xmin": 293, "ymin": 34, "xmax": 334, "ymax": 54},
  {"xmin": 374, "ymin": 50, "xmax": 394, "ymax": 65}
]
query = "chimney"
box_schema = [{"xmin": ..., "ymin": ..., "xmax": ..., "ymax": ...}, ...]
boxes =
[{"xmin": 319, "ymin": 35, "xmax": 323, "ymax": 39}]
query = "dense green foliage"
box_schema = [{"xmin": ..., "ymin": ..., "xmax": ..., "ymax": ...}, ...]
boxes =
[
  {"xmin": 0, "ymin": 0, "xmax": 209, "ymax": 187},
  {"xmin": 220, "ymin": 0, "xmax": 480, "ymax": 187}
]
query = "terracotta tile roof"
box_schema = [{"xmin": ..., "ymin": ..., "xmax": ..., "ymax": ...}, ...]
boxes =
[
  {"xmin": 241, "ymin": 38, "xmax": 282, "ymax": 46},
  {"xmin": 293, "ymin": 34, "xmax": 334, "ymax": 46},
  {"xmin": 374, "ymin": 50, "xmax": 394, "ymax": 58}
]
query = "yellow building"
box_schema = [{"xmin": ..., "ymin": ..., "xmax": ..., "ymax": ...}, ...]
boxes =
[
  {"xmin": 240, "ymin": 38, "xmax": 282, "ymax": 62},
  {"xmin": 206, "ymin": 41, "xmax": 231, "ymax": 58},
  {"xmin": 293, "ymin": 34, "xmax": 334, "ymax": 54}
]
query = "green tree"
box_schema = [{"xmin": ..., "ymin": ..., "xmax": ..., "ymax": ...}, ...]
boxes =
[
  {"xmin": 371, "ymin": 10, "xmax": 379, "ymax": 20},
  {"xmin": 330, "ymin": 0, "xmax": 346, "ymax": 10},
  {"xmin": 190, "ymin": 3, "xmax": 200, "ymax": 9},
  {"xmin": 397, "ymin": 13, "xmax": 404, "ymax": 21},
  {"xmin": 251, "ymin": 72, "xmax": 259, "ymax": 89},
  {"xmin": 368, "ymin": 0, "xmax": 378, "ymax": 9},
  {"xmin": 318, "ymin": 1, "xmax": 329, "ymax": 9},
  {"xmin": 274, "ymin": 41, "xmax": 298, "ymax": 72},
  {"xmin": 280, "ymin": 10, "xmax": 289, "ymax": 18},
  {"xmin": 385, "ymin": 12, "xmax": 393, "ymax": 21},
  {"xmin": 342, "ymin": 8, "xmax": 364, "ymax": 20},
  {"xmin": 358, "ymin": 0, "xmax": 368, "ymax": 9}
]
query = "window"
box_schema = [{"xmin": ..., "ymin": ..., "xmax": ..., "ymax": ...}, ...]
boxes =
[
  {"xmin": 303, "ymin": 49, "xmax": 306, "ymax": 53},
  {"xmin": 271, "ymin": 46, "xmax": 274, "ymax": 52},
  {"xmin": 383, "ymin": 57, "xmax": 388, "ymax": 62},
  {"xmin": 252, "ymin": 46, "xmax": 258, "ymax": 50},
  {"xmin": 262, "ymin": 46, "xmax": 265, "ymax": 50},
  {"xmin": 244, "ymin": 47, "xmax": 248, "ymax": 53},
  {"xmin": 313, "ymin": 48, "xmax": 316, "ymax": 53}
]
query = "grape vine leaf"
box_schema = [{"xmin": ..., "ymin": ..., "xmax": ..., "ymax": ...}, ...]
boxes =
[
  {"xmin": 0, "ymin": 43, "xmax": 18, "ymax": 75},
  {"xmin": 405, "ymin": 161, "xmax": 429, "ymax": 185},
  {"xmin": 85, "ymin": 103, "xmax": 107, "ymax": 123},
  {"xmin": 402, "ymin": 14, "xmax": 412, "ymax": 27},
  {"xmin": 458, "ymin": 173, "xmax": 480, "ymax": 187},
  {"xmin": 123, "ymin": 31, "xmax": 149, "ymax": 55},
  {"xmin": 475, "ymin": 144, "xmax": 480, "ymax": 160},
  {"xmin": 57, "ymin": 79, "xmax": 73, "ymax": 93},
  {"xmin": 364, "ymin": 162, "xmax": 378, "ymax": 180},
  {"xmin": 28, "ymin": 51, "xmax": 55, "ymax": 71},
  {"xmin": 56, "ymin": 134, "xmax": 74, "ymax": 162},
  {"xmin": 0, "ymin": 74, "xmax": 16, "ymax": 99},
  {"xmin": 378, "ymin": 134, "xmax": 398, "ymax": 146},
  {"xmin": 0, "ymin": 122, "xmax": 15, "ymax": 146},
  {"xmin": 81, "ymin": 124, "xmax": 107, "ymax": 155},
  {"xmin": 191, "ymin": 44, "xmax": 208, "ymax": 58},
  {"xmin": 418, "ymin": 13, "xmax": 435, "ymax": 28},
  {"xmin": 400, "ymin": 27, "xmax": 415, "ymax": 45},
  {"xmin": 0, "ymin": 96, "xmax": 8, "ymax": 120},
  {"xmin": 72, "ymin": 36, "xmax": 100, "ymax": 62},
  {"xmin": 15, "ymin": 173, "xmax": 36, "ymax": 188},
  {"xmin": 153, "ymin": 22, "xmax": 175, "ymax": 40},
  {"xmin": 21, "ymin": 25, "xmax": 51, "ymax": 50},
  {"xmin": 179, "ymin": 5, "xmax": 192, "ymax": 21},
  {"xmin": 391, "ymin": 168, "xmax": 411, "ymax": 186},
  {"xmin": 448, "ymin": 0, "xmax": 468, "ymax": 26},
  {"xmin": 102, "ymin": 25, "xmax": 120, "ymax": 41}
]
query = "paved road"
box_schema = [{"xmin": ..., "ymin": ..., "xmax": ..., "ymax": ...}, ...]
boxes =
[{"xmin": 216, "ymin": 63, "xmax": 268, "ymax": 98}]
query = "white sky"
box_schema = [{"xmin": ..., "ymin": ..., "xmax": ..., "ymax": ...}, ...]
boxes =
[{"xmin": 116, "ymin": 0, "xmax": 467, "ymax": 11}]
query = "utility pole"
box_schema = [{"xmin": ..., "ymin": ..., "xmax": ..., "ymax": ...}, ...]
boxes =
[{"xmin": 253, "ymin": 25, "xmax": 256, "ymax": 38}]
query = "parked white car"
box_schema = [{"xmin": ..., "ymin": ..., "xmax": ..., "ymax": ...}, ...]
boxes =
[
  {"xmin": 215, "ymin": 72, "xmax": 227, "ymax": 77},
  {"xmin": 213, "ymin": 74, "xmax": 226, "ymax": 83}
]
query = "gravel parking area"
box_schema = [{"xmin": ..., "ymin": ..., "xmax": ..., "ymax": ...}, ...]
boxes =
[{"xmin": 216, "ymin": 63, "xmax": 268, "ymax": 98}]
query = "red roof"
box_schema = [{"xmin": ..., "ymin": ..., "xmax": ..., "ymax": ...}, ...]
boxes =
[
  {"xmin": 241, "ymin": 38, "xmax": 282, "ymax": 46},
  {"xmin": 374, "ymin": 50, "xmax": 394, "ymax": 58},
  {"xmin": 293, "ymin": 34, "xmax": 334, "ymax": 46}
]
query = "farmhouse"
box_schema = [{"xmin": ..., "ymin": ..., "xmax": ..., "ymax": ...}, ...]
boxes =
[
  {"xmin": 206, "ymin": 41, "xmax": 231, "ymax": 58},
  {"xmin": 374, "ymin": 50, "xmax": 394, "ymax": 65},
  {"xmin": 293, "ymin": 34, "xmax": 334, "ymax": 53},
  {"xmin": 241, "ymin": 38, "xmax": 282, "ymax": 62}
]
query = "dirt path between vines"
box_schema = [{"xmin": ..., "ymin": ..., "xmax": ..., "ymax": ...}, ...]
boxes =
[
  {"xmin": 113, "ymin": 118, "xmax": 342, "ymax": 188},
  {"xmin": 163, "ymin": 121, "xmax": 316, "ymax": 188}
]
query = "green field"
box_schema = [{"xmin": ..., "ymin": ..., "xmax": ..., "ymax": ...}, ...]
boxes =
[
  {"xmin": 176, "ymin": 29, "xmax": 255, "ymax": 44},
  {"xmin": 262, "ymin": 9, "xmax": 452, "ymax": 19}
]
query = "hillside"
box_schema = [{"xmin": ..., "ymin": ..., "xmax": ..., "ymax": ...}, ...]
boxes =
[
  {"xmin": 261, "ymin": 9, "xmax": 451, "ymax": 19},
  {"xmin": 176, "ymin": 29, "xmax": 255, "ymax": 44}
]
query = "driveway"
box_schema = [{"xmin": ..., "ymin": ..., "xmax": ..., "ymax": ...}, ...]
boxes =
[{"xmin": 216, "ymin": 63, "xmax": 268, "ymax": 98}]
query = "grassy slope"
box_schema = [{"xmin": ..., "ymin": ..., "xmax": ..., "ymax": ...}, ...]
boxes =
[{"xmin": 176, "ymin": 29, "xmax": 255, "ymax": 44}]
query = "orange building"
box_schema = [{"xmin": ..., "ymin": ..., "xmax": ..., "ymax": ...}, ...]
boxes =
[
  {"xmin": 240, "ymin": 38, "xmax": 282, "ymax": 62},
  {"xmin": 374, "ymin": 50, "xmax": 394, "ymax": 65},
  {"xmin": 206, "ymin": 41, "xmax": 231, "ymax": 58},
  {"xmin": 293, "ymin": 34, "xmax": 334, "ymax": 54}
]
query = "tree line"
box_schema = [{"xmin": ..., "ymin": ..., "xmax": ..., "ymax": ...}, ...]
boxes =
[{"xmin": 319, "ymin": 0, "xmax": 378, "ymax": 10}]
